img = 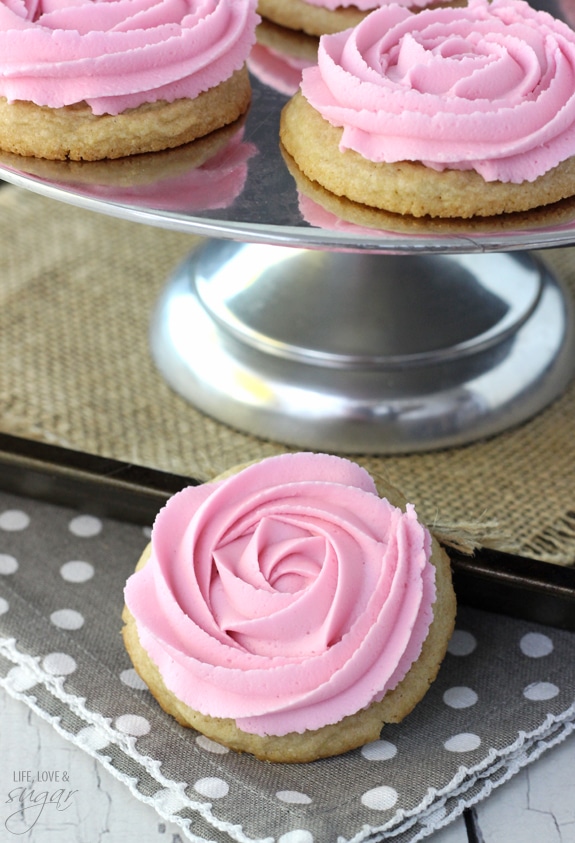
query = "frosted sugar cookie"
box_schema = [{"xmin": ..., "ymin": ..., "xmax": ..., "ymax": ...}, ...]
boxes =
[
  {"xmin": 280, "ymin": 0, "xmax": 575, "ymax": 218},
  {"xmin": 0, "ymin": 0, "xmax": 259, "ymax": 161},
  {"xmin": 281, "ymin": 142, "xmax": 575, "ymax": 236},
  {"xmin": 123, "ymin": 453, "xmax": 456, "ymax": 763},
  {"xmin": 0, "ymin": 119, "xmax": 256, "ymax": 215}
]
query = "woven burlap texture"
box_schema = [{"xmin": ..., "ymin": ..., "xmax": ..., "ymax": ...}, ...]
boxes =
[{"xmin": 0, "ymin": 184, "xmax": 573, "ymax": 565}]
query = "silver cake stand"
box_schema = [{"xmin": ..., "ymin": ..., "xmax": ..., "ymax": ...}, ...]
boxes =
[{"xmin": 1, "ymin": 43, "xmax": 575, "ymax": 454}]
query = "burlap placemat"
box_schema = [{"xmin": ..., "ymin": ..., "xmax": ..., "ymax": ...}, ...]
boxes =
[{"xmin": 0, "ymin": 184, "xmax": 574, "ymax": 566}]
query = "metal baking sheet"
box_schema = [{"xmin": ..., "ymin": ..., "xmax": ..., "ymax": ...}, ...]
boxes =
[{"xmin": 0, "ymin": 431, "xmax": 573, "ymax": 631}]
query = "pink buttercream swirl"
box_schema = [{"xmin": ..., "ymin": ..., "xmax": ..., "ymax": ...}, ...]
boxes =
[
  {"xmin": 124, "ymin": 453, "xmax": 436, "ymax": 737},
  {"xmin": 0, "ymin": 0, "xmax": 259, "ymax": 115},
  {"xmin": 300, "ymin": 0, "xmax": 575, "ymax": 182}
]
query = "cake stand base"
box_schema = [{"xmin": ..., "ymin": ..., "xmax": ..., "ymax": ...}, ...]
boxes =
[{"xmin": 150, "ymin": 240, "xmax": 575, "ymax": 453}]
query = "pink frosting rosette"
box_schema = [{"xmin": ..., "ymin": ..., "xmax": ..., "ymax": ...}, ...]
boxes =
[
  {"xmin": 0, "ymin": 0, "xmax": 259, "ymax": 115},
  {"xmin": 300, "ymin": 0, "xmax": 575, "ymax": 182},
  {"xmin": 124, "ymin": 452, "xmax": 436, "ymax": 736}
]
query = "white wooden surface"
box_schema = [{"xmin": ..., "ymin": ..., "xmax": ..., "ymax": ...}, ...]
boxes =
[{"xmin": 1, "ymin": 688, "xmax": 574, "ymax": 843}]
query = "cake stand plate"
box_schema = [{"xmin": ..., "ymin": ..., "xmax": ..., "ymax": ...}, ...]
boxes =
[{"xmin": 1, "ymin": 18, "xmax": 575, "ymax": 452}]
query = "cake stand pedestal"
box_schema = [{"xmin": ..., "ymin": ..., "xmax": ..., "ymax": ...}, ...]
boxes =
[{"xmin": 150, "ymin": 242, "xmax": 573, "ymax": 452}]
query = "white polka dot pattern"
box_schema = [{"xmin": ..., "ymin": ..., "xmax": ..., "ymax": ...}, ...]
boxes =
[
  {"xmin": 443, "ymin": 686, "xmax": 478, "ymax": 709},
  {"xmin": 0, "ymin": 553, "xmax": 18, "ymax": 574},
  {"xmin": 115, "ymin": 714, "xmax": 151, "ymax": 737},
  {"xmin": 447, "ymin": 629, "xmax": 477, "ymax": 656},
  {"xmin": 76, "ymin": 726, "xmax": 110, "ymax": 751},
  {"xmin": 523, "ymin": 682, "xmax": 559, "ymax": 701},
  {"xmin": 69, "ymin": 515, "xmax": 103, "ymax": 537},
  {"xmin": 277, "ymin": 791, "xmax": 313, "ymax": 805},
  {"xmin": 520, "ymin": 632, "xmax": 554, "ymax": 657},
  {"xmin": 361, "ymin": 740, "xmax": 398, "ymax": 761},
  {"xmin": 193, "ymin": 777, "xmax": 230, "ymax": 799},
  {"xmin": 42, "ymin": 652, "xmax": 77, "ymax": 676},
  {"xmin": 0, "ymin": 487, "xmax": 573, "ymax": 843},
  {"xmin": 60, "ymin": 560, "xmax": 94, "ymax": 582},
  {"xmin": 50, "ymin": 609, "xmax": 85, "ymax": 630},
  {"xmin": 278, "ymin": 831, "xmax": 314, "ymax": 843},
  {"xmin": 443, "ymin": 733, "xmax": 482, "ymax": 753},
  {"xmin": 119, "ymin": 668, "xmax": 148, "ymax": 690},
  {"xmin": 0, "ymin": 510, "xmax": 30, "ymax": 531},
  {"xmin": 195, "ymin": 735, "xmax": 230, "ymax": 754},
  {"xmin": 361, "ymin": 785, "xmax": 399, "ymax": 810},
  {"xmin": 152, "ymin": 789, "xmax": 190, "ymax": 813},
  {"xmin": 6, "ymin": 665, "xmax": 37, "ymax": 692}
]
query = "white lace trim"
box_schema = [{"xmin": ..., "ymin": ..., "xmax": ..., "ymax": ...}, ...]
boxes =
[
  {"xmin": 0, "ymin": 636, "xmax": 272, "ymax": 843},
  {"xmin": 350, "ymin": 702, "xmax": 575, "ymax": 843},
  {"xmin": 1, "ymin": 634, "xmax": 574, "ymax": 843}
]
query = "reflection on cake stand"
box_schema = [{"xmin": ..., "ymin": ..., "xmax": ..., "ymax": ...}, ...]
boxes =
[{"xmin": 1, "ymin": 67, "xmax": 574, "ymax": 453}]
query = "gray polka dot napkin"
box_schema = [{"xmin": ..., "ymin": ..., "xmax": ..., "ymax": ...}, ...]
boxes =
[{"xmin": 1, "ymin": 488, "xmax": 574, "ymax": 843}]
